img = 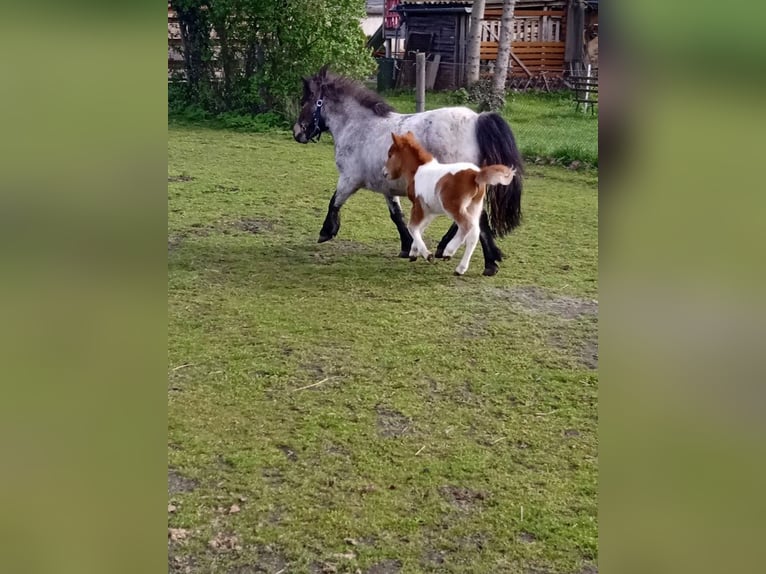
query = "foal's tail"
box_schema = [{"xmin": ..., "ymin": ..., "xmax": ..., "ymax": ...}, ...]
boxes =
[
  {"xmin": 476, "ymin": 165, "xmax": 516, "ymax": 187},
  {"xmin": 476, "ymin": 112, "xmax": 524, "ymax": 237}
]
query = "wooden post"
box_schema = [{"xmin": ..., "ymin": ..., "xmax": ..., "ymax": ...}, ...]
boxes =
[{"xmin": 416, "ymin": 52, "xmax": 426, "ymax": 113}]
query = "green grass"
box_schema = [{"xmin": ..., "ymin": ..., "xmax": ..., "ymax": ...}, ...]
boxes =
[
  {"xmin": 168, "ymin": 125, "xmax": 598, "ymax": 573},
  {"xmin": 384, "ymin": 90, "xmax": 598, "ymax": 167}
]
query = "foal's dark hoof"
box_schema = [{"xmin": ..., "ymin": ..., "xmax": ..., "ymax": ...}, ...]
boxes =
[
  {"xmin": 398, "ymin": 250, "xmax": 411, "ymax": 258},
  {"xmin": 409, "ymin": 255, "xmax": 418, "ymax": 262},
  {"xmin": 442, "ymin": 255, "xmax": 451, "ymax": 261},
  {"xmin": 453, "ymin": 271, "xmax": 463, "ymax": 276},
  {"xmin": 426, "ymin": 254, "xmax": 434, "ymax": 263},
  {"xmin": 434, "ymin": 247, "xmax": 445, "ymax": 258},
  {"xmin": 482, "ymin": 264, "xmax": 500, "ymax": 277},
  {"xmin": 317, "ymin": 234, "xmax": 334, "ymax": 244}
]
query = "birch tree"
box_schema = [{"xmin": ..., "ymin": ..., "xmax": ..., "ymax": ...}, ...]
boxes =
[
  {"xmin": 465, "ymin": 0, "xmax": 487, "ymax": 85},
  {"xmin": 491, "ymin": 0, "xmax": 516, "ymax": 100}
]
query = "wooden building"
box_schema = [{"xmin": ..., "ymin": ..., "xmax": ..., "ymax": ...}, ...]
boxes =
[
  {"xmin": 386, "ymin": 0, "xmax": 598, "ymax": 89},
  {"xmin": 394, "ymin": 1, "xmax": 473, "ymax": 90}
]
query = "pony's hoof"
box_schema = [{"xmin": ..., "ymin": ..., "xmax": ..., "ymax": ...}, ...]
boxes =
[
  {"xmin": 409, "ymin": 255, "xmax": 418, "ymax": 262},
  {"xmin": 482, "ymin": 265, "xmax": 499, "ymax": 276},
  {"xmin": 442, "ymin": 255, "xmax": 451, "ymax": 261},
  {"xmin": 453, "ymin": 270, "xmax": 464, "ymax": 276},
  {"xmin": 398, "ymin": 250, "xmax": 411, "ymax": 258},
  {"xmin": 426, "ymin": 254, "xmax": 434, "ymax": 263},
  {"xmin": 434, "ymin": 248, "xmax": 445, "ymax": 258},
  {"xmin": 317, "ymin": 235, "xmax": 334, "ymax": 244}
]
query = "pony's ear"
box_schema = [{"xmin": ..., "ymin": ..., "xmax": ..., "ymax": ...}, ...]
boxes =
[
  {"xmin": 302, "ymin": 77, "xmax": 310, "ymax": 98},
  {"xmin": 391, "ymin": 132, "xmax": 400, "ymax": 145},
  {"xmin": 318, "ymin": 64, "xmax": 330, "ymax": 79}
]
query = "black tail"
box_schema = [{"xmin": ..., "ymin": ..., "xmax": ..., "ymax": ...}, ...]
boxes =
[{"xmin": 476, "ymin": 112, "xmax": 524, "ymax": 237}]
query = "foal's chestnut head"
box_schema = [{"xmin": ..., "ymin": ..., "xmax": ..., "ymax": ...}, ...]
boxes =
[{"xmin": 383, "ymin": 132, "xmax": 408, "ymax": 180}]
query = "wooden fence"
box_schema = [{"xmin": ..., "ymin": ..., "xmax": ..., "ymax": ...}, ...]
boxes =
[{"xmin": 480, "ymin": 8, "xmax": 567, "ymax": 77}]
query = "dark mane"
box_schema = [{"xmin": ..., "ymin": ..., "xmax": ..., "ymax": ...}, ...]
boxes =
[{"xmin": 322, "ymin": 73, "xmax": 396, "ymax": 117}]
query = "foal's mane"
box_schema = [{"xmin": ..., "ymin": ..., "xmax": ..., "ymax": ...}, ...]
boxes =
[
  {"xmin": 398, "ymin": 132, "xmax": 434, "ymax": 166},
  {"xmin": 321, "ymin": 73, "xmax": 395, "ymax": 117}
]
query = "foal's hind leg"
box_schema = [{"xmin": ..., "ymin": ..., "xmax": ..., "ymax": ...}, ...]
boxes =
[
  {"xmin": 454, "ymin": 224, "xmax": 481, "ymax": 276},
  {"xmin": 441, "ymin": 224, "xmax": 466, "ymax": 259},
  {"xmin": 437, "ymin": 210, "xmax": 501, "ymax": 275}
]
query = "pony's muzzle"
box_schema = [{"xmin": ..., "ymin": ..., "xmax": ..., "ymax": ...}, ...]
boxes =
[
  {"xmin": 382, "ymin": 166, "xmax": 390, "ymax": 179},
  {"xmin": 293, "ymin": 124, "xmax": 308, "ymax": 144}
]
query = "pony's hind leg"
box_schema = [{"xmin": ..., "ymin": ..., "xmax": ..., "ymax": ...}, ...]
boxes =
[
  {"xmin": 435, "ymin": 223, "xmax": 458, "ymax": 259},
  {"xmin": 479, "ymin": 210, "xmax": 503, "ymax": 276},
  {"xmin": 385, "ymin": 195, "xmax": 413, "ymax": 258}
]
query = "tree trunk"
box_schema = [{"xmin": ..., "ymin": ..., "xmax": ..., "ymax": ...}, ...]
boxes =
[
  {"xmin": 492, "ymin": 0, "xmax": 516, "ymax": 97},
  {"xmin": 172, "ymin": 1, "xmax": 210, "ymax": 96},
  {"xmin": 465, "ymin": 0, "xmax": 487, "ymax": 85}
]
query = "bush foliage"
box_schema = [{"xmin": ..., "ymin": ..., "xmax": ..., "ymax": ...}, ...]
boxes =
[{"xmin": 169, "ymin": 0, "xmax": 375, "ymax": 121}]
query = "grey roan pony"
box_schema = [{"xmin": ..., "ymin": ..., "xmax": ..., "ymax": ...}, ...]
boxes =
[{"xmin": 292, "ymin": 66, "xmax": 523, "ymax": 276}]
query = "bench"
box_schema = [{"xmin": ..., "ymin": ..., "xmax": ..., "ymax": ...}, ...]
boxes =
[{"xmin": 569, "ymin": 74, "xmax": 598, "ymax": 114}]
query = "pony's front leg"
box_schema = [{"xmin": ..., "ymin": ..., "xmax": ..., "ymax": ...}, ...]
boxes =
[
  {"xmin": 318, "ymin": 180, "xmax": 359, "ymax": 243},
  {"xmin": 385, "ymin": 195, "xmax": 413, "ymax": 258}
]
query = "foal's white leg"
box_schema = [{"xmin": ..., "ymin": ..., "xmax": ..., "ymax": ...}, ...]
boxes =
[
  {"xmin": 408, "ymin": 213, "xmax": 437, "ymax": 261},
  {"xmin": 454, "ymin": 225, "xmax": 481, "ymax": 275},
  {"xmin": 442, "ymin": 222, "xmax": 466, "ymax": 258}
]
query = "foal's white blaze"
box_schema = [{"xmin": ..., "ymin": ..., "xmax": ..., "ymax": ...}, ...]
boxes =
[{"xmin": 413, "ymin": 160, "xmax": 480, "ymax": 213}]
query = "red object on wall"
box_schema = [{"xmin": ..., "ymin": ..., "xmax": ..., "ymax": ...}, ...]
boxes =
[{"xmin": 384, "ymin": 0, "xmax": 400, "ymax": 29}]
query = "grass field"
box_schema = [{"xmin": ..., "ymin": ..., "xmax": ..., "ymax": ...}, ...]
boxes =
[{"xmin": 168, "ymin": 124, "xmax": 598, "ymax": 573}]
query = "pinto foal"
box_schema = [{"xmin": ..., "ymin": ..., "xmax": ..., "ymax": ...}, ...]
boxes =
[{"xmin": 383, "ymin": 131, "xmax": 516, "ymax": 275}]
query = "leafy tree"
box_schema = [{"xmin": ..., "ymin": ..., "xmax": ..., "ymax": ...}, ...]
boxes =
[{"xmin": 169, "ymin": 0, "xmax": 376, "ymax": 120}]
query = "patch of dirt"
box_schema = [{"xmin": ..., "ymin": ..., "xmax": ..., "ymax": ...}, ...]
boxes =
[
  {"xmin": 205, "ymin": 184, "xmax": 240, "ymax": 194},
  {"xmin": 518, "ymin": 531, "xmax": 537, "ymax": 543},
  {"xmin": 168, "ymin": 552, "xmax": 197, "ymax": 574},
  {"xmin": 487, "ymin": 286, "xmax": 598, "ymax": 320},
  {"xmin": 365, "ymin": 559, "xmax": 402, "ymax": 574},
  {"xmin": 237, "ymin": 218, "xmax": 274, "ymax": 234},
  {"xmin": 579, "ymin": 337, "xmax": 599, "ymax": 370},
  {"xmin": 208, "ymin": 532, "xmax": 242, "ymax": 552},
  {"xmin": 438, "ymin": 485, "xmax": 487, "ymax": 511},
  {"xmin": 228, "ymin": 549, "xmax": 287, "ymax": 573},
  {"xmin": 564, "ymin": 429, "xmax": 581, "ymax": 438},
  {"xmin": 579, "ymin": 566, "xmax": 598, "ymax": 574},
  {"xmin": 262, "ymin": 468, "xmax": 284, "ymax": 484},
  {"xmin": 456, "ymin": 533, "xmax": 487, "ymax": 551},
  {"xmin": 422, "ymin": 549, "xmax": 447, "ymax": 567},
  {"xmin": 308, "ymin": 561, "xmax": 339, "ymax": 574},
  {"xmin": 325, "ymin": 442, "xmax": 351, "ymax": 457},
  {"xmin": 375, "ymin": 405, "xmax": 412, "ymax": 438},
  {"xmin": 168, "ymin": 174, "xmax": 194, "ymax": 182},
  {"xmin": 548, "ymin": 330, "xmax": 598, "ymax": 370},
  {"xmin": 458, "ymin": 317, "xmax": 490, "ymax": 339},
  {"xmin": 277, "ymin": 444, "xmax": 298, "ymax": 462},
  {"xmin": 168, "ymin": 469, "xmax": 198, "ymax": 495},
  {"xmin": 168, "ymin": 236, "xmax": 183, "ymax": 252}
]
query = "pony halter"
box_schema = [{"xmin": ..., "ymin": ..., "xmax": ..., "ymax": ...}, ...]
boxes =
[{"xmin": 308, "ymin": 99, "xmax": 327, "ymax": 143}]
